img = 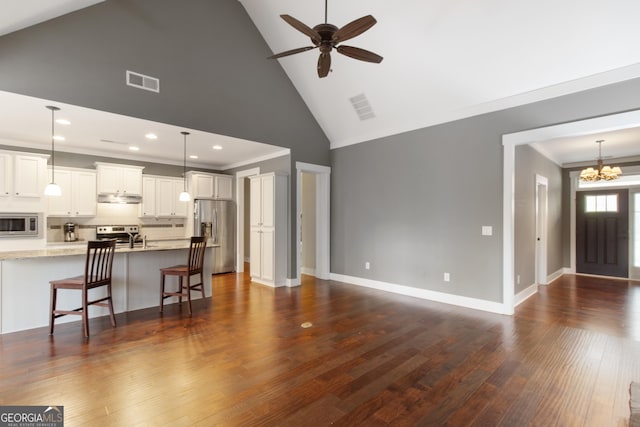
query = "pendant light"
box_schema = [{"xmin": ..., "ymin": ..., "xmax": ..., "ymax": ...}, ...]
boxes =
[
  {"xmin": 179, "ymin": 131, "xmax": 191, "ymax": 202},
  {"xmin": 44, "ymin": 105, "xmax": 62, "ymax": 196}
]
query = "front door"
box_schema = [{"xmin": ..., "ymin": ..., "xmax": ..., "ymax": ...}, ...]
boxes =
[{"xmin": 576, "ymin": 189, "xmax": 629, "ymax": 277}]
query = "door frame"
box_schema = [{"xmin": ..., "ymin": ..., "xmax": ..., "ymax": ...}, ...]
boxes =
[
  {"xmin": 295, "ymin": 162, "xmax": 331, "ymax": 282},
  {"xmin": 503, "ymin": 109, "xmax": 640, "ymax": 315},
  {"xmin": 235, "ymin": 167, "xmax": 260, "ymax": 273},
  {"xmin": 535, "ymin": 174, "xmax": 549, "ymax": 285}
]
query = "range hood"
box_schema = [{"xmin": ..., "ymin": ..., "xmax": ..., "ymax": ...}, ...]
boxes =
[{"xmin": 97, "ymin": 194, "xmax": 142, "ymax": 204}]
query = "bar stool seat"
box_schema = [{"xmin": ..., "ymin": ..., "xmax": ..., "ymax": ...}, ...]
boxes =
[
  {"xmin": 160, "ymin": 236, "xmax": 207, "ymax": 315},
  {"xmin": 49, "ymin": 239, "xmax": 117, "ymax": 337}
]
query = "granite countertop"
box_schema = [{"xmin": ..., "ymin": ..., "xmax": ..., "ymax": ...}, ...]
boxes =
[{"xmin": 0, "ymin": 240, "xmax": 219, "ymax": 261}]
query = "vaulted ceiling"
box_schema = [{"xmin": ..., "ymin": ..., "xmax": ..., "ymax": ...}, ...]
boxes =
[{"xmin": 2, "ymin": 0, "xmax": 640, "ymax": 166}]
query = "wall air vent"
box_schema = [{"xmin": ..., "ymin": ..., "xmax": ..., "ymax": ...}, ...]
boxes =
[
  {"xmin": 349, "ymin": 93, "xmax": 375, "ymax": 121},
  {"xmin": 126, "ymin": 70, "xmax": 160, "ymax": 93}
]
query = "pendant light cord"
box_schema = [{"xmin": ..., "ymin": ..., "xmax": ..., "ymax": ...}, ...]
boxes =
[
  {"xmin": 46, "ymin": 105, "xmax": 60, "ymax": 183},
  {"xmin": 181, "ymin": 131, "xmax": 189, "ymax": 192},
  {"xmin": 325, "ymin": 0, "xmax": 328, "ymax": 23}
]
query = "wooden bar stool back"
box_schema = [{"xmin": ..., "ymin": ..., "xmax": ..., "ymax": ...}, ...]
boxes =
[
  {"xmin": 160, "ymin": 236, "xmax": 207, "ymax": 315},
  {"xmin": 49, "ymin": 239, "xmax": 117, "ymax": 337}
]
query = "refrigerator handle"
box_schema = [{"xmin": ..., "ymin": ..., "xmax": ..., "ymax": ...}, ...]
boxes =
[{"xmin": 213, "ymin": 209, "xmax": 218, "ymax": 244}]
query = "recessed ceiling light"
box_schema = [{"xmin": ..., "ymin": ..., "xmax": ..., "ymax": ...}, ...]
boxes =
[
  {"xmin": 189, "ymin": 155, "xmax": 199, "ymax": 159},
  {"xmin": 53, "ymin": 135, "xmax": 65, "ymax": 141},
  {"xmin": 56, "ymin": 119, "xmax": 71, "ymax": 125},
  {"xmin": 145, "ymin": 133, "xmax": 158, "ymax": 140},
  {"xmin": 129, "ymin": 146, "xmax": 140, "ymax": 151},
  {"xmin": 212, "ymin": 145, "xmax": 222, "ymax": 150}
]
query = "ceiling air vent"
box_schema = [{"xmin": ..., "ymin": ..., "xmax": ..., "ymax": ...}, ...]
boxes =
[
  {"xmin": 349, "ymin": 93, "xmax": 375, "ymax": 121},
  {"xmin": 126, "ymin": 70, "xmax": 159, "ymax": 93}
]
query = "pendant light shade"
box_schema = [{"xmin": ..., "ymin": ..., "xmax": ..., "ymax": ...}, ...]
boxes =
[
  {"xmin": 44, "ymin": 105, "xmax": 62, "ymax": 197},
  {"xmin": 179, "ymin": 131, "xmax": 191, "ymax": 202}
]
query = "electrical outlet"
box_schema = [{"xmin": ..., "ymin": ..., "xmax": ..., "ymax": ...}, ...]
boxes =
[
  {"xmin": 444, "ymin": 272, "xmax": 450, "ymax": 282},
  {"xmin": 365, "ymin": 262, "xmax": 370, "ymax": 270}
]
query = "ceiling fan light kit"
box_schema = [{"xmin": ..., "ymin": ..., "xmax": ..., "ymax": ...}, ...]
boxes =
[
  {"xmin": 579, "ymin": 140, "xmax": 622, "ymax": 182},
  {"xmin": 269, "ymin": 1, "xmax": 383, "ymax": 78}
]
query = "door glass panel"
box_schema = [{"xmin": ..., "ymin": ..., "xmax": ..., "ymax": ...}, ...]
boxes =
[{"xmin": 584, "ymin": 194, "xmax": 618, "ymax": 213}]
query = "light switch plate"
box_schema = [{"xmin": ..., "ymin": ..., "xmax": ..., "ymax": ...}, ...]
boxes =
[{"xmin": 482, "ymin": 226, "xmax": 493, "ymax": 236}]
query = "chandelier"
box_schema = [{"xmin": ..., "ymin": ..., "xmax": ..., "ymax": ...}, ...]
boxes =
[{"xmin": 579, "ymin": 140, "xmax": 622, "ymax": 182}]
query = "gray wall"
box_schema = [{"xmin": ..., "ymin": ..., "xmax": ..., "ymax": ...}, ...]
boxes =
[
  {"xmin": 514, "ymin": 145, "xmax": 563, "ymax": 292},
  {"xmin": 331, "ymin": 78, "xmax": 640, "ymax": 303},
  {"xmin": 0, "ymin": 0, "xmax": 330, "ymax": 279}
]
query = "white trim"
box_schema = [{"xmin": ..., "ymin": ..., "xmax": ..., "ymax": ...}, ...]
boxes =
[
  {"xmin": 330, "ymin": 273, "xmax": 507, "ymax": 315},
  {"xmin": 546, "ymin": 268, "xmax": 564, "ymax": 284},
  {"xmin": 535, "ymin": 174, "xmax": 549, "ymax": 286},
  {"xmin": 503, "ymin": 108, "xmax": 640, "ymax": 317},
  {"xmin": 286, "ymin": 277, "xmax": 300, "ymax": 287},
  {"xmin": 514, "ymin": 282, "xmax": 538, "ymax": 307},
  {"xmin": 301, "ymin": 267, "xmax": 316, "ymax": 276},
  {"xmin": 295, "ymin": 162, "xmax": 331, "ymax": 284},
  {"xmin": 234, "ymin": 167, "xmax": 260, "ymax": 273},
  {"xmin": 222, "ymin": 149, "xmax": 290, "ymax": 171}
]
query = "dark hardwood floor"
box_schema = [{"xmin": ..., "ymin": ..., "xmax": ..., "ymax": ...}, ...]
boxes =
[{"xmin": 1, "ymin": 271, "xmax": 639, "ymax": 426}]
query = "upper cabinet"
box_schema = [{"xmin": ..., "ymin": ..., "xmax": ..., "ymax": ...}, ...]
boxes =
[
  {"xmin": 139, "ymin": 175, "xmax": 188, "ymax": 218},
  {"xmin": 95, "ymin": 162, "xmax": 144, "ymax": 195},
  {"xmin": 47, "ymin": 168, "xmax": 97, "ymax": 217},
  {"xmin": 0, "ymin": 150, "xmax": 48, "ymax": 212},
  {"xmin": 187, "ymin": 172, "xmax": 233, "ymax": 199}
]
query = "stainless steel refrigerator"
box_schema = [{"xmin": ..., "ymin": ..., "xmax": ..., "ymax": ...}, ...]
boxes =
[{"xmin": 194, "ymin": 199, "xmax": 236, "ymax": 274}]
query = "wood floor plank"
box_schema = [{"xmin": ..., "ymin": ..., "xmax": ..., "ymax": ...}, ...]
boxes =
[{"xmin": 1, "ymin": 273, "xmax": 640, "ymax": 425}]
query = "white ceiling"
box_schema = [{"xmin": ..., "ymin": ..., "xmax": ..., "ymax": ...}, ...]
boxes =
[{"xmin": 1, "ymin": 0, "xmax": 640, "ymax": 167}]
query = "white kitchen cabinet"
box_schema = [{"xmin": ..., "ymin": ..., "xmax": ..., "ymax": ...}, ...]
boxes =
[
  {"xmin": 139, "ymin": 176, "xmax": 157, "ymax": 217},
  {"xmin": 95, "ymin": 163, "xmax": 143, "ymax": 195},
  {"xmin": 249, "ymin": 172, "xmax": 287, "ymax": 287},
  {"xmin": 48, "ymin": 168, "xmax": 97, "ymax": 217},
  {"xmin": 139, "ymin": 175, "xmax": 187, "ymax": 218},
  {"xmin": 187, "ymin": 172, "xmax": 233, "ymax": 199},
  {"xmin": 0, "ymin": 150, "xmax": 48, "ymax": 212}
]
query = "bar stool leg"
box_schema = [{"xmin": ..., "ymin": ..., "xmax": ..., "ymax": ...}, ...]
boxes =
[
  {"xmin": 160, "ymin": 272, "xmax": 166, "ymax": 313},
  {"xmin": 49, "ymin": 286, "xmax": 57, "ymax": 335}
]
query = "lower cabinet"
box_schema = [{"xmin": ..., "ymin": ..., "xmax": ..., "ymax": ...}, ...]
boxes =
[{"xmin": 249, "ymin": 172, "xmax": 287, "ymax": 286}]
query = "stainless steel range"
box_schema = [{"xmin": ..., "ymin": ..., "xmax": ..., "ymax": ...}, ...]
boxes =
[{"xmin": 96, "ymin": 225, "xmax": 142, "ymax": 246}]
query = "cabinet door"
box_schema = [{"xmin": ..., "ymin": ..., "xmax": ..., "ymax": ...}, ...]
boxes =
[
  {"xmin": 249, "ymin": 229, "xmax": 262, "ymax": 278},
  {"xmin": 14, "ymin": 155, "xmax": 42, "ymax": 198},
  {"xmin": 47, "ymin": 169, "xmax": 73, "ymax": 215},
  {"xmin": 249, "ymin": 177, "xmax": 262, "ymax": 227},
  {"xmin": 260, "ymin": 229, "xmax": 275, "ymax": 281},
  {"xmin": 140, "ymin": 177, "xmax": 156, "ymax": 217},
  {"xmin": 0, "ymin": 153, "xmax": 11, "ymax": 198},
  {"xmin": 193, "ymin": 174, "xmax": 214, "ymax": 198},
  {"xmin": 156, "ymin": 178, "xmax": 174, "ymax": 216},
  {"xmin": 173, "ymin": 180, "xmax": 188, "ymax": 217},
  {"xmin": 122, "ymin": 167, "xmax": 142, "ymax": 195},
  {"xmin": 215, "ymin": 176, "xmax": 233, "ymax": 199},
  {"xmin": 73, "ymin": 171, "xmax": 97, "ymax": 216},
  {"xmin": 261, "ymin": 175, "xmax": 275, "ymax": 228},
  {"xmin": 97, "ymin": 165, "xmax": 122, "ymax": 193}
]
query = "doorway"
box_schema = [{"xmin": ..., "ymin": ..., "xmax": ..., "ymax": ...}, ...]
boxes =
[
  {"xmin": 576, "ymin": 189, "xmax": 629, "ymax": 277},
  {"xmin": 235, "ymin": 167, "xmax": 260, "ymax": 273}
]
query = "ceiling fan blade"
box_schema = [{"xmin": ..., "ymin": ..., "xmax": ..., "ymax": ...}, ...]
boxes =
[
  {"xmin": 317, "ymin": 52, "xmax": 331, "ymax": 78},
  {"xmin": 280, "ymin": 14, "xmax": 321, "ymax": 44},
  {"xmin": 268, "ymin": 46, "xmax": 317, "ymax": 60},
  {"xmin": 332, "ymin": 15, "xmax": 377, "ymax": 44},
  {"xmin": 336, "ymin": 45, "xmax": 383, "ymax": 63}
]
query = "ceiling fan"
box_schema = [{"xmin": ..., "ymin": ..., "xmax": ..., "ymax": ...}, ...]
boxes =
[{"xmin": 268, "ymin": 0, "xmax": 383, "ymax": 78}]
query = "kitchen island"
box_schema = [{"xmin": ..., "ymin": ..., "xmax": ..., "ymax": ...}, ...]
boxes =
[{"xmin": 0, "ymin": 241, "xmax": 217, "ymax": 334}]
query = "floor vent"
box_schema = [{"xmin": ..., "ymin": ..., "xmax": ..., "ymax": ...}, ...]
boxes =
[
  {"xmin": 349, "ymin": 93, "xmax": 375, "ymax": 121},
  {"xmin": 126, "ymin": 70, "xmax": 160, "ymax": 93}
]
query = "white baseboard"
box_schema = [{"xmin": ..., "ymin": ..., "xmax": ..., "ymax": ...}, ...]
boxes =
[
  {"xmin": 329, "ymin": 273, "xmax": 508, "ymax": 315},
  {"xmin": 547, "ymin": 268, "xmax": 564, "ymax": 284},
  {"xmin": 286, "ymin": 277, "xmax": 301, "ymax": 287},
  {"xmin": 514, "ymin": 282, "xmax": 538, "ymax": 306},
  {"xmin": 301, "ymin": 267, "xmax": 316, "ymax": 276}
]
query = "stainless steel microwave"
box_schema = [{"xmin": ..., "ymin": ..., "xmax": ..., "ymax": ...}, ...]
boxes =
[{"xmin": 0, "ymin": 213, "xmax": 40, "ymax": 237}]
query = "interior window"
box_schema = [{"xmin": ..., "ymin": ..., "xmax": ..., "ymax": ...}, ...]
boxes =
[{"xmin": 585, "ymin": 194, "xmax": 618, "ymax": 213}]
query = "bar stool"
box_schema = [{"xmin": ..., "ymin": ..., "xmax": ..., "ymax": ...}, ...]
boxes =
[
  {"xmin": 160, "ymin": 236, "xmax": 207, "ymax": 315},
  {"xmin": 49, "ymin": 240, "xmax": 117, "ymax": 337}
]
